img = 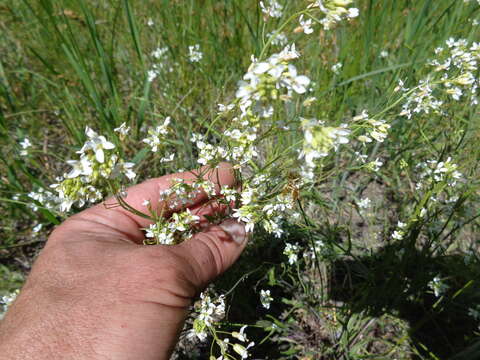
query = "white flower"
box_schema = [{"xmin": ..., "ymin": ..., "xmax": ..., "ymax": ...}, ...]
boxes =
[
  {"xmin": 357, "ymin": 197, "xmax": 371, "ymax": 210},
  {"xmin": 151, "ymin": 47, "xmax": 168, "ymax": 59},
  {"xmin": 0, "ymin": 290, "xmax": 19, "ymax": 320},
  {"xmin": 298, "ymin": 15, "xmax": 314, "ymax": 34},
  {"xmin": 348, "ymin": 7, "xmax": 359, "ymax": 18},
  {"xmin": 367, "ymin": 158, "xmax": 383, "ymax": 172},
  {"xmin": 147, "ymin": 69, "xmax": 159, "ymax": 82},
  {"xmin": 353, "ymin": 110, "xmax": 369, "ymax": 121},
  {"xmin": 260, "ymin": 289, "xmax": 273, "ymax": 309},
  {"xmin": 278, "ymin": 43, "xmax": 300, "ymax": 61},
  {"xmin": 147, "ymin": 18, "xmax": 154, "ymax": 26},
  {"xmin": 112, "ymin": 161, "xmax": 136, "ymax": 180},
  {"xmin": 397, "ymin": 221, "xmax": 407, "ymax": 228},
  {"xmin": 260, "ymin": 0, "xmax": 283, "ymax": 18},
  {"xmin": 232, "ymin": 325, "xmax": 249, "ymax": 342},
  {"xmin": 285, "ymin": 64, "xmax": 311, "ymax": 94},
  {"xmin": 331, "ymin": 62, "xmax": 343, "ymax": 74},
  {"xmin": 355, "ymin": 151, "xmax": 368, "ymax": 163},
  {"xmin": 392, "ymin": 230, "xmax": 404, "ymax": 240},
  {"xmin": 428, "ymin": 275, "xmax": 449, "ymax": 298},
  {"xmin": 284, "ymin": 242, "xmax": 299, "ymax": 265},
  {"xmin": 78, "ymin": 127, "xmax": 115, "ymax": 163},
  {"xmin": 218, "ymin": 103, "xmax": 235, "ymax": 113},
  {"xmin": 66, "ymin": 156, "xmax": 93, "ymax": 179},
  {"xmin": 233, "ymin": 342, "xmax": 255, "ymax": 359},
  {"xmin": 188, "ymin": 44, "xmax": 203, "ymax": 63},
  {"xmin": 419, "ymin": 208, "xmax": 427, "ymax": 218},
  {"xmin": 160, "ymin": 153, "xmax": 175, "ymax": 163},
  {"xmin": 446, "ymin": 87, "xmax": 462, "ymax": 100},
  {"xmin": 19, "ymin": 138, "xmax": 32, "ymax": 156},
  {"xmin": 114, "ymin": 122, "xmax": 131, "ymax": 136},
  {"xmin": 221, "ymin": 186, "xmax": 238, "ymax": 202},
  {"xmin": 380, "ymin": 50, "xmax": 389, "ymax": 58},
  {"xmin": 143, "ymin": 117, "xmax": 171, "ymax": 152},
  {"xmin": 268, "ymin": 31, "xmax": 288, "ymax": 46}
]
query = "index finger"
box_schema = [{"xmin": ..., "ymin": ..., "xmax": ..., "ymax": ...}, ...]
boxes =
[
  {"xmin": 109, "ymin": 162, "xmax": 236, "ymax": 227},
  {"xmin": 51, "ymin": 162, "xmax": 236, "ymax": 244}
]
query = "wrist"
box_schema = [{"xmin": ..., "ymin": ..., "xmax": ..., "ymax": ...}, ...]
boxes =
[
  {"xmin": 0, "ymin": 288, "xmax": 87, "ymax": 360},
  {"xmin": 0, "ymin": 286, "xmax": 189, "ymax": 360}
]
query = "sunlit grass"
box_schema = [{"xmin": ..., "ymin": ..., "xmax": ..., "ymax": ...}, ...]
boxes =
[{"xmin": 1, "ymin": 0, "xmax": 480, "ymax": 358}]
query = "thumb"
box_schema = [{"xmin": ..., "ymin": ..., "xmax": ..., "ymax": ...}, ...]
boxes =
[{"xmin": 174, "ymin": 219, "xmax": 248, "ymax": 289}]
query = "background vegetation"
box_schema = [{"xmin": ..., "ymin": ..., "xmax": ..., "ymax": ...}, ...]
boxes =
[{"xmin": 1, "ymin": 0, "xmax": 479, "ymax": 358}]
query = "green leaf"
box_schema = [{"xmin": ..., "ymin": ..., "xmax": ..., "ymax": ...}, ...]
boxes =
[{"xmin": 131, "ymin": 147, "xmax": 150, "ymax": 164}]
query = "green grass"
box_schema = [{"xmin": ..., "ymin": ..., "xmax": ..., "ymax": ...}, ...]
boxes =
[{"xmin": 1, "ymin": 0, "xmax": 480, "ymax": 358}]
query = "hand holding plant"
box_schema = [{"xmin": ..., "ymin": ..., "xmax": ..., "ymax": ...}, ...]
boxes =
[{"xmin": 0, "ymin": 163, "xmax": 247, "ymax": 360}]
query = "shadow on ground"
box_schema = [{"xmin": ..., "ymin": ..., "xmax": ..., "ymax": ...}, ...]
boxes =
[{"xmin": 330, "ymin": 242, "xmax": 480, "ymax": 359}]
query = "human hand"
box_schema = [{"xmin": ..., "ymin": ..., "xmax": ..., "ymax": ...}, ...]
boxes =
[{"xmin": 0, "ymin": 163, "xmax": 247, "ymax": 360}]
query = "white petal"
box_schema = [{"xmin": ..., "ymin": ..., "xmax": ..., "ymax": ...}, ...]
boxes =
[{"xmin": 95, "ymin": 149, "xmax": 105, "ymax": 163}]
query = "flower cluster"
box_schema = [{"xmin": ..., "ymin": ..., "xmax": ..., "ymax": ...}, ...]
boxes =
[
  {"xmin": 148, "ymin": 46, "xmax": 174, "ymax": 82},
  {"xmin": 51, "ymin": 127, "xmax": 136, "ymax": 212},
  {"xmin": 19, "ymin": 137, "xmax": 31, "ymax": 156},
  {"xmin": 357, "ymin": 197, "xmax": 371, "ymax": 211},
  {"xmin": 284, "ymin": 242, "xmax": 300, "ymax": 265},
  {"xmin": 304, "ymin": 0, "xmax": 359, "ymax": 31},
  {"xmin": 432, "ymin": 39, "xmax": 479, "ymax": 104},
  {"xmin": 400, "ymin": 38, "xmax": 480, "ymax": 118},
  {"xmin": 209, "ymin": 326, "xmax": 255, "ymax": 360},
  {"xmin": 160, "ymin": 177, "xmax": 216, "ymax": 209},
  {"xmin": 232, "ymin": 183, "xmax": 296, "ymax": 235},
  {"xmin": 187, "ymin": 45, "xmax": 313, "ymax": 239},
  {"xmin": 260, "ymin": 289, "xmax": 274, "ymax": 309},
  {"xmin": 415, "ymin": 157, "xmax": 463, "ymax": 190},
  {"xmin": 300, "ymin": 118, "xmax": 350, "ymax": 179},
  {"xmin": 144, "ymin": 208, "xmax": 200, "ymax": 245},
  {"xmin": 268, "ymin": 31, "xmax": 288, "ymax": 46},
  {"xmin": 428, "ymin": 275, "xmax": 450, "ymax": 298},
  {"xmin": 235, "ymin": 44, "xmax": 310, "ymax": 119},
  {"xmin": 391, "ymin": 221, "xmax": 407, "ymax": 241},
  {"xmin": 142, "ymin": 116, "xmax": 175, "ymax": 163},
  {"xmin": 260, "ymin": 0, "xmax": 283, "ymax": 19},
  {"xmin": 331, "ymin": 62, "xmax": 342, "ymax": 74},
  {"xmin": 191, "ymin": 133, "xmax": 231, "ymax": 166},
  {"xmin": 192, "ymin": 292, "xmax": 226, "ymax": 341},
  {"xmin": 25, "ymin": 187, "xmax": 59, "ymax": 212},
  {"xmin": 188, "ymin": 44, "xmax": 203, "ymax": 63},
  {"xmin": 364, "ymin": 158, "xmax": 384, "ymax": 173},
  {"xmin": 352, "ymin": 110, "xmax": 391, "ymax": 144}
]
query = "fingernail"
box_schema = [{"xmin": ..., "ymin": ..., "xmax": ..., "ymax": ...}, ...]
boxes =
[{"xmin": 219, "ymin": 218, "xmax": 247, "ymax": 245}]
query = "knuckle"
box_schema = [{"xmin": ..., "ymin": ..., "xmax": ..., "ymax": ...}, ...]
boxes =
[
  {"xmin": 200, "ymin": 233, "xmax": 225, "ymax": 276},
  {"xmin": 187, "ymin": 232, "xmax": 226, "ymax": 286},
  {"xmin": 27, "ymin": 243, "xmax": 83, "ymax": 295}
]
